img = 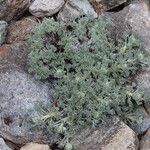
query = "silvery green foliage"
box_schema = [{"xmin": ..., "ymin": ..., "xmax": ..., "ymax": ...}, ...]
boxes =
[
  {"xmin": 28, "ymin": 17, "xmax": 146, "ymax": 149},
  {"xmin": 0, "ymin": 20, "xmax": 7, "ymax": 46}
]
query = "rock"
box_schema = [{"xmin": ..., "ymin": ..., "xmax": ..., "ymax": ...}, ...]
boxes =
[
  {"xmin": 0, "ymin": 0, "xmax": 30, "ymax": 22},
  {"xmin": 20, "ymin": 143, "xmax": 51, "ymax": 150},
  {"xmin": 127, "ymin": 106, "xmax": 150, "ymax": 135},
  {"xmin": 0, "ymin": 68, "xmax": 52, "ymax": 145},
  {"xmin": 101, "ymin": 0, "xmax": 150, "ymax": 51},
  {"xmin": 5, "ymin": 140, "xmax": 20, "ymax": 150},
  {"xmin": 6, "ymin": 17, "xmax": 38, "ymax": 44},
  {"xmin": 71, "ymin": 117, "xmax": 139, "ymax": 150},
  {"xmin": 135, "ymin": 67, "xmax": 150, "ymax": 103},
  {"xmin": 1, "ymin": 17, "xmax": 38, "ymax": 70},
  {"xmin": 57, "ymin": 0, "xmax": 127, "ymax": 21},
  {"xmin": 0, "ymin": 138, "xmax": 12, "ymax": 150},
  {"xmin": 57, "ymin": 0, "xmax": 97, "ymax": 21},
  {"xmin": 140, "ymin": 128, "xmax": 150, "ymax": 150},
  {"xmin": 0, "ymin": 21, "xmax": 7, "ymax": 46},
  {"xmin": 125, "ymin": 0, "xmax": 150, "ymax": 52},
  {"xmin": 89, "ymin": 0, "xmax": 127, "ymax": 14},
  {"xmin": 0, "ymin": 42, "xmax": 28, "ymax": 71},
  {"xmin": 134, "ymin": 118, "xmax": 150, "ymax": 135},
  {"xmin": 29, "ymin": 0, "xmax": 65, "ymax": 17},
  {"xmin": 100, "ymin": 7, "xmax": 129, "ymax": 42}
]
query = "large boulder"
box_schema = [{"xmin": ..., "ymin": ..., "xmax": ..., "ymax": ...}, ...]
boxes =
[
  {"xmin": 0, "ymin": 68, "xmax": 52, "ymax": 145},
  {"xmin": 57, "ymin": 0, "xmax": 127, "ymax": 21},
  {"xmin": 29, "ymin": 0, "xmax": 65, "ymax": 17},
  {"xmin": 0, "ymin": 138, "xmax": 12, "ymax": 150},
  {"xmin": 0, "ymin": 21, "xmax": 7, "ymax": 46},
  {"xmin": 0, "ymin": 0, "xmax": 30, "ymax": 22},
  {"xmin": 102, "ymin": 0, "xmax": 150, "ymax": 52},
  {"xmin": 6, "ymin": 16, "xmax": 38, "ymax": 44},
  {"xmin": 125, "ymin": 0, "xmax": 150, "ymax": 52},
  {"xmin": 71, "ymin": 117, "xmax": 139, "ymax": 150}
]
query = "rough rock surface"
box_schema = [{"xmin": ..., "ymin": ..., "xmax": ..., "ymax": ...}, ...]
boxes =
[
  {"xmin": 58, "ymin": 0, "xmax": 127, "ymax": 21},
  {"xmin": 101, "ymin": 0, "xmax": 150, "ymax": 50},
  {"xmin": 126, "ymin": 0, "xmax": 150, "ymax": 52},
  {"xmin": 134, "ymin": 117, "xmax": 150, "ymax": 135},
  {"xmin": 20, "ymin": 143, "xmax": 51, "ymax": 150},
  {"xmin": 128, "ymin": 106, "xmax": 150, "ymax": 135},
  {"xmin": 29, "ymin": 0, "xmax": 65, "ymax": 17},
  {"xmin": 135, "ymin": 67, "xmax": 150, "ymax": 106},
  {"xmin": 89, "ymin": 0, "xmax": 127, "ymax": 14},
  {"xmin": 57, "ymin": 0, "xmax": 97, "ymax": 21},
  {"xmin": 140, "ymin": 128, "xmax": 150, "ymax": 150},
  {"xmin": 0, "ymin": 69, "xmax": 52, "ymax": 145},
  {"xmin": 0, "ymin": 42, "xmax": 28, "ymax": 71},
  {"xmin": 0, "ymin": 21, "xmax": 8, "ymax": 46},
  {"xmin": 0, "ymin": 0, "xmax": 30, "ymax": 22},
  {"xmin": 71, "ymin": 117, "xmax": 139, "ymax": 150},
  {"xmin": 102, "ymin": 0, "xmax": 150, "ymax": 46},
  {"xmin": 6, "ymin": 16, "xmax": 38, "ymax": 44},
  {"xmin": 0, "ymin": 138, "xmax": 12, "ymax": 150}
]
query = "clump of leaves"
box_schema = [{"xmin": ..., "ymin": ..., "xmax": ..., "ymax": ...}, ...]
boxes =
[{"xmin": 27, "ymin": 17, "xmax": 146, "ymax": 149}]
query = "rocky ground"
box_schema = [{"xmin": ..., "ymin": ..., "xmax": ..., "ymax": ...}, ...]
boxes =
[{"xmin": 0, "ymin": 0, "xmax": 150, "ymax": 150}]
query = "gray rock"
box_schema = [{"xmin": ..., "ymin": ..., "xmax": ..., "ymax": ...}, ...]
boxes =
[
  {"xmin": 57, "ymin": 0, "xmax": 98, "ymax": 21},
  {"xmin": 0, "ymin": 42, "xmax": 28, "ymax": 71},
  {"xmin": 140, "ymin": 128, "xmax": 150, "ymax": 150},
  {"xmin": 89, "ymin": 0, "xmax": 127, "ymax": 14},
  {"xmin": 0, "ymin": 138, "xmax": 12, "ymax": 150},
  {"xmin": 0, "ymin": 21, "xmax": 7, "ymax": 46},
  {"xmin": 126, "ymin": 106, "xmax": 150, "ymax": 135},
  {"xmin": 134, "ymin": 118, "xmax": 150, "ymax": 135},
  {"xmin": 0, "ymin": 69, "xmax": 53, "ymax": 145},
  {"xmin": 29, "ymin": 0, "xmax": 65, "ymax": 17},
  {"xmin": 57, "ymin": 0, "xmax": 127, "ymax": 21},
  {"xmin": 125, "ymin": 0, "xmax": 150, "ymax": 52},
  {"xmin": 0, "ymin": 0, "xmax": 30, "ymax": 22},
  {"xmin": 136, "ymin": 68, "xmax": 150, "ymax": 101},
  {"xmin": 71, "ymin": 117, "xmax": 139, "ymax": 150},
  {"xmin": 101, "ymin": 0, "xmax": 150, "ymax": 52},
  {"xmin": 100, "ymin": 7, "xmax": 129, "ymax": 41}
]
